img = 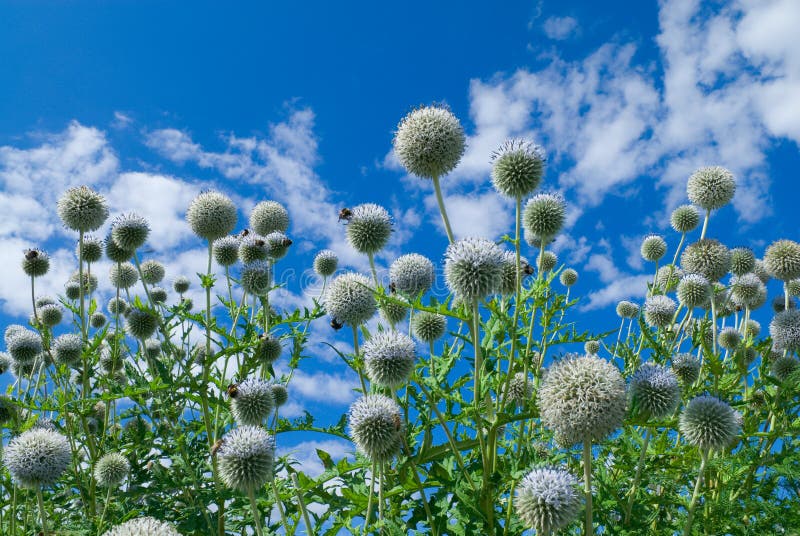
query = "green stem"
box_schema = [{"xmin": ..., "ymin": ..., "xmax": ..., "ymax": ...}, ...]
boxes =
[
  {"xmin": 583, "ymin": 440, "xmax": 593, "ymax": 535},
  {"xmin": 352, "ymin": 325, "xmax": 368, "ymax": 394},
  {"xmin": 364, "ymin": 460, "xmax": 376, "ymax": 534},
  {"xmin": 271, "ymin": 479, "xmax": 290, "ymax": 534},
  {"xmin": 291, "ymin": 473, "xmax": 314, "ymax": 536},
  {"xmin": 624, "ymin": 428, "xmax": 651, "ymax": 524},
  {"xmin": 378, "ymin": 462, "xmax": 385, "ymax": 533},
  {"xmin": 36, "ymin": 487, "xmax": 48, "ymax": 535},
  {"xmin": 368, "ymin": 253, "xmax": 379, "ymax": 286},
  {"xmin": 500, "ymin": 197, "xmax": 523, "ymax": 407},
  {"xmin": 432, "ymin": 174, "xmax": 454, "ymax": 243},
  {"xmin": 96, "ymin": 486, "xmax": 113, "ymax": 535},
  {"xmin": 684, "ymin": 449, "xmax": 709, "ymax": 536},
  {"xmin": 700, "ymin": 210, "xmax": 710, "ymax": 240},
  {"xmin": 247, "ymin": 487, "xmax": 264, "ymax": 536}
]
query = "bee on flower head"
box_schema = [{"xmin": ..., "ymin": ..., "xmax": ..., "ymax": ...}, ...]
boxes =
[{"xmin": 338, "ymin": 208, "xmax": 353, "ymax": 223}]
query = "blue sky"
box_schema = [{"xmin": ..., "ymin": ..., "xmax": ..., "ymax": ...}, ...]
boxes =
[{"xmin": 1, "ymin": 0, "xmax": 799, "ymax": 474}]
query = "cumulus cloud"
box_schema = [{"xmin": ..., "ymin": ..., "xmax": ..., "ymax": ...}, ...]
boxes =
[{"xmin": 542, "ymin": 16, "xmax": 579, "ymax": 40}]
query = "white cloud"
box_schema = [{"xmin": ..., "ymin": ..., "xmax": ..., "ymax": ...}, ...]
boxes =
[
  {"xmin": 581, "ymin": 251, "xmax": 650, "ymax": 311},
  {"xmin": 542, "ymin": 16, "xmax": 579, "ymax": 40},
  {"xmin": 279, "ymin": 439, "xmax": 353, "ymax": 477}
]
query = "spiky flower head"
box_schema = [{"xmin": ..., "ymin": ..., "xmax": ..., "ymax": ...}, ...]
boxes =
[
  {"xmin": 38, "ymin": 303, "xmax": 63, "ymax": 327},
  {"xmin": 654, "ymin": 265, "xmax": 683, "ymax": 292},
  {"xmin": 379, "ymin": 296, "xmax": 409, "ymax": 326},
  {"xmin": 57, "ymin": 185, "xmax": 109, "ymax": 232},
  {"xmin": 111, "ymin": 213, "xmax": 150, "ymax": 251},
  {"xmin": 507, "ymin": 372, "xmax": 533, "ymax": 406},
  {"xmin": 102, "ymin": 517, "xmax": 180, "ymax": 536},
  {"xmin": 641, "ymin": 234, "xmax": 667, "ymax": 262},
  {"xmin": 743, "ymin": 319, "xmax": 761, "ymax": 339},
  {"xmin": 444, "ymin": 237, "xmax": 503, "ymax": 302},
  {"xmin": 4, "ymin": 324, "xmax": 25, "ymax": 346},
  {"xmin": 107, "ymin": 297, "xmax": 129, "ymax": 316},
  {"xmin": 616, "ymin": 300, "xmax": 640, "ymax": 319},
  {"xmin": 269, "ymin": 383, "xmax": 288, "ymax": 407},
  {"xmin": 217, "ymin": 425, "xmax": 275, "ymax": 492},
  {"xmin": 109, "ymin": 262, "xmax": 139, "ymax": 290},
  {"xmin": 313, "ymin": 250, "xmax": 338, "ymax": 277},
  {"xmin": 584, "ymin": 340, "xmax": 600, "ymax": 355},
  {"xmin": 90, "ymin": 312, "xmax": 107, "ymax": 329},
  {"xmin": 644, "ymin": 295, "xmax": 677, "ymax": 329},
  {"xmin": 348, "ymin": 394, "xmax": 404, "ymax": 463},
  {"xmin": 515, "ymin": 466, "xmax": 582, "ymax": 535},
  {"xmin": 78, "ymin": 235, "xmax": 103, "ymax": 263},
  {"xmin": 264, "ymin": 231, "xmax": 292, "ymax": 260},
  {"xmin": 69, "ymin": 270, "xmax": 98, "ymax": 294},
  {"xmin": 751, "ymin": 260, "xmax": 769, "ymax": 285},
  {"xmin": 53, "ymin": 334, "xmax": 82, "ymax": 365},
  {"xmin": 250, "ymin": 200, "xmax": 289, "ymax": 235},
  {"xmin": 670, "ymin": 204, "xmax": 700, "ymax": 233},
  {"xmin": 390, "ymin": 253, "xmax": 434, "ymax": 296},
  {"xmin": 538, "ymin": 354, "xmax": 627, "ymax": 446},
  {"xmin": 4, "ymin": 428, "xmax": 71, "ymax": 488},
  {"xmin": 523, "ymin": 193, "xmax": 567, "ymax": 241},
  {"xmin": 144, "ymin": 338, "xmax": 161, "ymax": 359},
  {"xmin": 769, "ymin": 310, "xmax": 800, "ymax": 353},
  {"xmin": 681, "ymin": 239, "xmax": 731, "ymax": 282},
  {"xmin": 788, "ymin": 279, "xmax": 800, "ymax": 297},
  {"xmin": 172, "ymin": 276, "xmax": 190, "ymax": 294},
  {"xmin": 729, "ymin": 247, "xmax": 756, "ymax": 276},
  {"xmin": 238, "ymin": 234, "xmax": 269, "ymax": 263},
  {"xmin": 7, "ymin": 329, "xmax": 42, "ymax": 363},
  {"xmin": 679, "ymin": 395, "xmax": 739, "ymax": 451},
  {"xmin": 490, "ymin": 139, "xmax": 546, "ymax": 198},
  {"xmin": 35, "ymin": 295, "xmax": 57, "ymax": 308},
  {"xmin": 730, "ymin": 273, "xmax": 764, "ymax": 310},
  {"xmin": 104, "ymin": 234, "xmax": 132, "ymax": 263},
  {"xmin": 99, "ymin": 345, "xmax": 125, "ymax": 372},
  {"xmin": 186, "ymin": 191, "xmax": 238, "ymax": 241},
  {"xmin": 687, "ymin": 166, "xmax": 736, "ymax": 211},
  {"xmin": 125, "ymin": 308, "xmax": 160, "ymax": 340},
  {"xmin": 677, "ymin": 273, "xmax": 711, "ymax": 308},
  {"xmin": 718, "ymin": 327, "xmax": 741, "ymax": 350},
  {"xmin": 772, "ymin": 355, "xmax": 799, "ymax": 382},
  {"xmin": 230, "ymin": 378, "xmax": 275, "ymax": 426},
  {"xmin": 629, "ymin": 364, "xmax": 681, "ymax": 419},
  {"xmin": 764, "ymin": 240, "xmax": 800, "ymax": 281},
  {"xmin": 393, "ymin": 104, "xmax": 465, "ymax": 179},
  {"xmin": 773, "ymin": 295, "xmax": 797, "ymax": 313},
  {"xmin": 0, "ymin": 352, "xmax": 11, "ymax": 375},
  {"xmin": 21, "ymin": 249, "xmax": 49, "ymax": 277},
  {"xmin": 139, "ymin": 260, "xmax": 165, "ymax": 285},
  {"xmin": 410, "ymin": 311, "xmax": 447, "ymax": 344},
  {"xmin": 539, "ymin": 251, "xmax": 558, "ymax": 273},
  {"xmin": 94, "ymin": 452, "xmax": 130, "ymax": 488},
  {"xmin": 560, "ymin": 268, "xmax": 578, "ymax": 287},
  {"xmin": 213, "ymin": 235, "xmax": 240, "ymax": 266},
  {"xmin": 240, "ymin": 261, "xmax": 272, "ymax": 296},
  {"xmin": 346, "ymin": 203, "xmax": 392, "ymax": 255},
  {"xmin": 497, "ymin": 251, "xmax": 529, "ymax": 295},
  {"xmin": 323, "ymin": 272, "xmax": 376, "ymax": 326},
  {"xmin": 363, "ymin": 331, "xmax": 416, "ymax": 388},
  {"xmin": 255, "ymin": 334, "xmax": 281, "ymax": 365}
]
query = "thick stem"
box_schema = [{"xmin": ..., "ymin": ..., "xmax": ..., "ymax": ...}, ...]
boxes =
[
  {"xmin": 500, "ymin": 197, "xmax": 523, "ymax": 406},
  {"xmin": 36, "ymin": 487, "xmax": 49, "ymax": 535},
  {"xmin": 364, "ymin": 460, "xmax": 376, "ymax": 534},
  {"xmin": 352, "ymin": 325, "xmax": 368, "ymax": 394},
  {"xmin": 684, "ymin": 449, "xmax": 709, "ymax": 536},
  {"xmin": 96, "ymin": 486, "xmax": 113, "ymax": 535},
  {"xmin": 290, "ymin": 472, "xmax": 314, "ymax": 536},
  {"xmin": 368, "ymin": 253, "xmax": 379, "ymax": 286},
  {"xmin": 700, "ymin": 210, "xmax": 710, "ymax": 240},
  {"xmin": 432, "ymin": 174, "xmax": 455, "ymax": 243},
  {"xmin": 378, "ymin": 462, "xmax": 385, "ymax": 533},
  {"xmin": 583, "ymin": 440, "xmax": 593, "ymax": 535},
  {"xmin": 247, "ymin": 487, "xmax": 264, "ymax": 536},
  {"xmin": 271, "ymin": 479, "xmax": 290, "ymax": 534}
]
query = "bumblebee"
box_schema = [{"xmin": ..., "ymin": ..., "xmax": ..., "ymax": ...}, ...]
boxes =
[
  {"xmin": 210, "ymin": 439, "xmax": 224, "ymax": 457},
  {"xmin": 226, "ymin": 383, "xmax": 239, "ymax": 398},
  {"xmin": 522, "ymin": 262, "xmax": 534, "ymax": 276},
  {"xmin": 330, "ymin": 318, "xmax": 344, "ymax": 330},
  {"xmin": 24, "ymin": 249, "xmax": 39, "ymax": 260},
  {"xmin": 282, "ymin": 237, "xmax": 293, "ymax": 247},
  {"xmin": 338, "ymin": 208, "xmax": 353, "ymax": 222},
  {"xmin": 239, "ymin": 228, "xmax": 251, "ymax": 238},
  {"xmin": 392, "ymin": 413, "xmax": 402, "ymax": 431},
  {"xmin": 389, "ymin": 282, "xmax": 396, "ymax": 294}
]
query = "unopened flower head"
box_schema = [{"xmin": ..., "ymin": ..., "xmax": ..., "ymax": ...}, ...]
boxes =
[
  {"xmin": 104, "ymin": 234, "xmax": 133, "ymax": 263},
  {"xmin": 687, "ymin": 166, "xmax": 736, "ymax": 211},
  {"xmin": 53, "ymin": 334, "xmax": 82, "ymax": 365},
  {"xmin": 410, "ymin": 311, "xmax": 447, "ymax": 344},
  {"xmin": 78, "ymin": 235, "xmax": 103, "ymax": 263},
  {"xmin": 230, "ymin": 378, "xmax": 275, "ymax": 426},
  {"xmin": 186, "ymin": 191, "xmax": 238, "ymax": 241},
  {"xmin": 57, "ymin": 185, "xmax": 109, "ymax": 232},
  {"xmin": 390, "ymin": 253, "xmax": 434, "ymax": 296},
  {"xmin": 490, "ymin": 139, "xmax": 546, "ymax": 198},
  {"xmin": 144, "ymin": 338, "xmax": 162, "ymax": 359},
  {"xmin": 393, "ymin": 104, "xmax": 466, "ymax": 179},
  {"xmin": 110, "ymin": 262, "xmax": 139, "ymax": 289},
  {"xmin": 39, "ymin": 303, "xmax": 63, "ymax": 327},
  {"xmin": 255, "ymin": 334, "xmax": 282, "ymax": 364},
  {"xmin": 269, "ymin": 383, "xmax": 288, "ymax": 407},
  {"xmin": 769, "ymin": 310, "xmax": 800, "ymax": 353},
  {"xmin": 717, "ymin": 327, "xmax": 741, "ymax": 350},
  {"xmin": 90, "ymin": 312, "xmax": 107, "ymax": 329},
  {"xmin": 616, "ymin": 300, "xmax": 640, "ymax": 319},
  {"xmin": 346, "ymin": 203, "xmax": 392, "ymax": 255},
  {"xmin": 670, "ymin": 204, "xmax": 700, "ymax": 233},
  {"xmin": 94, "ymin": 452, "xmax": 130, "ymax": 488},
  {"xmin": 102, "ymin": 517, "xmax": 180, "ymax": 536},
  {"xmin": 677, "ymin": 273, "xmax": 711, "ymax": 309},
  {"xmin": 323, "ymin": 272, "xmax": 376, "ymax": 326},
  {"xmin": 111, "ymin": 213, "xmax": 150, "ymax": 251},
  {"xmin": 348, "ymin": 394, "xmax": 404, "ymax": 463},
  {"xmin": 238, "ymin": 234, "xmax": 269, "ymax": 264},
  {"xmin": 629, "ymin": 364, "xmax": 681, "ymax": 419},
  {"xmin": 240, "ymin": 261, "xmax": 272, "ymax": 296},
  {"xmin": 764, "ymin": 239, "xmax": 800, "ymax": 281},
  {"xmin": 644, "ymin": 295, "xmax": 677, "ymax": 329},
  {"xmin": 731, "ymin": 273, "xmax": 764, "ymax": 309},
  {"xmin": 172, "ymin": 276, "xmax": 190, "ymax": 294},
  {"xmin": 217, "ymin": 425, "xmax": 275, "ymax": 492},
  {"xmin": 679, "ymin": 395, "xmax": 739, "ymax": 451},
  {"xmin": 265, "ymin": 231, "xmax": 292, "ymax": 260},
  {"xmin": 363, "ymin": 331, "xmax": 416, "ymax": 388},
  {"xmin": 523, "ymin": 193, "xmax": 567, "ymax": 241},
  {"xmin": 444, "ymin": 237, "xmax": 503, "ymax": 302},
  {"xmin": 515, "ymin": 466, "xmax": 582, "ymax": 535},
  {"xmin": 250, "ymin": 200, "xmax": 289, "ymax": 235},
  {"xmin": 729, "ymin": 247, "xmax": 756, "ymax": 276},
  {"xmin": 560, "ymin": 268, "xmax": 578, "ymax": 287},
  {"xmin": 313, "ymin": 250, "xmax": 338, "ymax": 277},
  {"xmin": 681, "ymin": 239, "xmax": 731, "ymax": 282},
  {"xmin": 4, "ymin": 428, "xmax": 71, "ymax": 488},
  {"xmin": 539, "ymin": 251, "xmax": 558, "ymax": 273},
  {"xmin": 213, "ymin": 235, "xmax": 240, "ymax": 266},
  {"xmin": 22, "ymin": 249, "xmax": 50, "ymax": 277},
  {"xmin": 584, "ymin": 340, "xmax": 600, "ymax": 355},
  {"xmin": 125, "ymin": 308, "xmax": 160, "ymax": 340},
  {"xmin": 641, "ymin": 234, "xmax": 667, "ymax": 262},
  {"xmin": 107, "ymin": 297, "xmax": 129, "ymax": 316},
  {"xmin": 772, "ymin": 355, "xmax": 799, "ymax": 382},
  {"xmin": 497, "ymin": 251, "xmax": 530, "ymax": 295},
  {"xmin": 140, "ymin": 260, "xmax": 165, "ymax": 284},
  {"xmin": 7, "ymin": 329, "xmax": 42, "ymax": 363},
  {"xmin": 379, "ymin": 295, "xmax": 409, "ymax": 326}
]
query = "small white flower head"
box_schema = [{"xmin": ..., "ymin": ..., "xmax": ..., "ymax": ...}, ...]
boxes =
[
  {"xmin": 584, "ymin": 340, "xmax": 600, "ymax": 355},
  {"xmin": 764, "ymin": 239, "xmax": 800, "ymax": 281},
  {"xmin": 22, "ymin": 249, "xmax": 50, "ymax": 277},
  {"xmin": 230, "ymin": 378, "xmax": 275, "ymax": 426},
  {"xmin": 39, "ymin": 303, "xmax": 63, "ymax": 327},
  {"xmin": 240, "ymin": 261, "xmax": 272, "ymax": 296},
  {"xmin": 641, "ymin": 234, "xmax": 667, "ymax": 262},
  {"xmin": 379, "ymin": 295, "xmax": 409, "ymax": 326},
  {"xmin": 313, "ymin": 250, "xmax": 338, "ymax": 277},
  {"xmin": 4, "ymin": 324, "xmax": 25, "ymax": 346},
  {"xmin": 538, "ymin": 354, "xmax": 627, "ymax": 446},
  {"xmin": 57, "ymin": 185, "xmax": 109, "ymax": 232},
  {"xmin": 490, "ymin": 139, "xmax": 546, "ymax": 198},
  {"xmin": 4, "ymin": 428, "xmax": 71, "ymax": 488},
  {"xmin": 109, "ymin": 262, "xmax": 139, "ymax": 290},
  {"xmin": 269, "ymin": 383, "xmax": 288, "ymax": 407},
  {"xmin": 78, "ymin": 235, "xmax": 103, "ymax": 263},
  {"xmin": 718, "ymin": 327, "xmax": 741, "ymax": 350},
  {"xmin": 655, "ymin": 265, "xmax": 684, "ymax": 292},
  {"xmin": 752, "ymin": 259, "xmax": 770, "ymax": 284},
  {"xmin": 346, "ymin": 203, "xmax": 392, "ymax": 255},
  {"xmin": 140, "ymin": 260, "xmax": 165, "ymax": 285},
  {"xmin": 144, "ymin": 338, "xmax": 162, "ymax": 359},
  {"xmin": 186, "ymin": 191, "xmax": 238, "ymax": 241},
  {"xmin": 515, "ymin": 466, "xmax": 582, "ymax": 535},
  {"xmin": 788, "ymin": 279, "xmax": 800, "ymax": 297},
  {"xmin": 94, "ymin": 452, "xmax": 130, "ymax": 488},
  {"xmin": 265, "ymin": 231, "xmax": 292, "ymax": 260},
  {"xmin": 348, "ymin": 394, "xmax": 404, "ymax": 463},
  {"xmin": 172, "ymin": 276, "xmax": 190, "ymax": 294},
  {"xmin": 53, "ymin": 334, "xmax": 82, "ymax": 365},
  {"xmin": 539, "ymin": 250, "xmax": 558, "ymax": 273},
  {"xmin": 644, "ymin": 295, "xmax": 677, "ymax": 329},
  {"xmin": 616, "ymin": 300, "xmax": 640, "ymax": 319},
  {"xmin": 679, "ymin": 395, "xmax": 739, "ymax": 451},
  {"xmin": 35, "ymin": 295, "xmax": 57, "ymax": 308},
  {"xmin": 238, "ymin": 234, "xmax": 269, "ymax": 264},
  {"xmin": 508, "ymin": 372, "xmax": 533, "ymax": 406},
  {"xmin": 743, "ymin": 319, "xmax": 761, "ymax": 339},
  {"xmin": 686, "ymin": 166, "xmax": 736, "ymax": 211},
  {"xmin": 0, "ymin": 352, "xmax": 11, "ymax": 375},
  {"xmin": 523, "ymin": 193, "xmax": 567, "ymax": 241},
  {"xmin": 670, "ymin": 204, "xmax": 700, "ymax": 233},
  {"xmin": 770, "ymin": 310, "xmax": 800, "ymax": 353},
  {"xmin": 213, "ymin": 235, "xmax": 240, "ymax": 266},
  {"xmin": 217, "ymin": 425, "xmax": 275, "ymax": 492},
  {"xmin": 107, "ymin": 297, "xmax": 129, "ymax": 316},
  {"xmin": 629, "ymin": 364, "xmax": 681, "ymax": 419},
  {"xmin": 390, "ymin": 253, "xmax": 435, "ymax": 296},
  {"xmin": 111, "ymin": 213, "xmax": 150, "ymax": 251},
  {"xmin": 730, "ymin": 273, "xmax": 764, "ymax": 310},
  {"xmin": 393, "ymin": 104, "xmax": 466, "ymax": 179},
  {"xmin": 410, "ymin": 311, "xmax": 447, "ymax": 344},
  {"xmin": 71, "ymin": 271, "xmax": 99, "ymax": 295},
  {"xmin": 99, "ymin": 345, "xmax": 125, "ymax": 373},
  {"xmin": 363, "ymin": 331, "xmax": 416, "ymax": 388},
  {"xmin": 497, "ymin": 251, "xmax": 531, "ymax": 295},
  {"xmin": 125, "ymin": 308, "xmax": 160, "ymax": 340},
  {"xmin": 444, "ymin": 237, "xmax": 504, "ymax": 302},
  {"xmin": 250, "ymin": 200, "xmax": 289, "ymax": 235},
  {"xmin": 7, "ymin": 329, "xmax": 42, "ymax": 363},
  {"xmin": 729, "ymin": 247, "xmax": 756, "ymax": 276},
  {"xmin": 323, "ymin": 272, "xmax": 376, "ymax": 327},
  {"xmin": 559, "ymin": 268, "xmax": 578, "ymax": 287},
  {"xmin": 102, "ymin": 517, "xmax": 180, "ymax": 536},
  {"xmin": 64, "ymin": 281, "xmax": 80, "ymax": 300},
  {"xmin": 772, "ymin": 355, "xmax": 799, "ymax": 382},
  {"xmin": 255, "ymin": 334, "xmax": 282, "ymax": 365},
  {"xmin": 681, "ymin": 239, "xmax": 731, "ymax": 282},
  {"xmin": 677, "ymin": 273, "xmax": 711, "ymax": 309},
  {"xmin": 104, "ymin": 233, "xmax": 133, "ymax": 263},
  {"xmin": 90, "ymin": 312, "xmax": 107, "ymax": 329}
]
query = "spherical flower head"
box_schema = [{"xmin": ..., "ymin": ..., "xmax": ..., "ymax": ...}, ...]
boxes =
[
  {"xmin": 139, "ymin": 260, "xmax": 165, "ymax": 285},
  {"xmin": 0, "ymin": 352, "xmax": 11, "ymax": 375},
  {"xmin": 773, "ymin": 295, "xmax": 797, "ymax": 313},
  {"xmin": 35, "ymin": 295, "xmax": 57, "ymax": 308},
  {"xmin": 629, "ymin": 364, "xmax": 681, "ymax": 419},
  {"xmin": 255, "ymin": 334, "xmax": 281, "ymax": 365},
  {"xmin": 104, "ymin": 234, "xmax": 133, "ymax": 263},
  {"xmin": 5, "ymin": 324, "xmax": 26, "ymax": 346},
  {"xmin": 125, "ymin": 308, "xmax": 160, "ymax": 340},
  {"xmin": 490, "ymin": 139, "xmax": 546, "ymax": 198},
  {"xmin": 109, "ymin": 262, "xmax": 139, "ymax": 290},
  {"xmin": 729, "ymin": 247, "xmax": 756, "ymax": 277},
  {"xmin": 644, "ymin": 295, "xmax": 677, "ymax": 329},
  {"xmin": 641, "ymin": 234, "xmax": 667, "ymax": 262},
  {"xmin": 788, "ymin": 279, "xmax": 800, "ymax": 297},
  {"xmin": 677, "ymin": 273, "xmax": 711, "ymax": 309},
  {"xmin": 4, "ymin": 428, "xmax": 71, "ymax": 488},
  {"xmin": 670, "ymin": 204, "xmax": 700, "ymax": 233},
  {"xmin": 213, "ymin": 235, "xmax": 240, "ymax": 267},
  {"xmin": 313, "ymin": 249, "xmax": 338, "ymax": 277},
  {"xmin": 265, "ymin": 231, "xmax": 292, "ymax": 260},
  {"xmin": 90, "ymin": 312, "xmax": 107, "ymax": 329},
  {"xmin": 515, "ymin": 466, "xmax": 582, "ymax": 535},
  {"xmin": 346, "ymin": 203, "xmax": 392, "ymax": 255},
  {"xmin": 508, "ymin": 372, "xmax": 533, "ymax": 406},
  {"xmin": 687, "ymin": 166, "xmax": 736, "ymax": 211},
  {"xmin": 616, "ymin": 300, "xmax": 640, "ymax": 319},
  {"xmin": 144, "ymin": 338, "xmax": 162, "ymax": 359},
  {"xmin": 681, "ymin": 239, "xmax": 731, "ymax": 282},
  {"xmin": 717, "ymin": 327, "xmax": 741, "ymax": 350},
  {"xmin": 70, "ymin": 270, "xmax": 98, "ymax": 295},
  {"xmin": 39, "ymin": 303, "xmax": 63, "ymax": 327},
  {"xmin": 57, "ymin": 185, "xmax": 109, "ymax": 232},
  {"xmin": 584, "ymin": 340, "xmax": 600, "ymax": 355},
  {"xmin": 390, "ymin": 253, "xmax": 435, "ymax": 296},
  {"xmin": 107, "ymin": 297, "xmax": 129, "ymax": 316},
  {"xmin": 379, "ymin": 295, "xmax": 409, "ymax": 326},
  {"xmin": 250, "ymin": 200, "xmax": 289, "ymax": 235},
  {"xmin": 269, "ymin": 383, "xmax": 288, "ymax": 407},
  {"xmin": 78, "ymin": 235, "xmax": 103, "ymax": 263},
  {"xmin": 348, "ymin": 394, "xmax": 404, "ymax": 463},
  {"xmin": 186, "ymin": 191, "xmax": 238, "ymax": 241},
  {"xmin": 730, "ymin": 273, "xmax": 764, "ymax": 309},
  {"xmin": 217, "ymin": 425, "xmax": 275, "ymax": 492},
  {"xmin": 172, "ymin": 275, "xmax": 190, "ymax": 294},
  {"xmin": 764, "ymin": 239, "xmax": 800, "ymax": 281},
  {"xmin": 100, "ymin": 346, "xmax": 125, "ymax": 372},
  {"xmin": 497, "ymin": 251, "xmax": 531, "ymax": 295},
  {"xmin": 769, "ymin": 310, "xmax": 800, "ymax": 353},
  {"xmin": 560, "ymin": 268, "xmax": 578, "ymax": 287},
  {"xmin": 444, "ymin": 237, "xmax": 503, "ymax": 302},
  {"xmin": 7, "ymin": 329, "xmax": 43, "ymax": 363},
  {"xmin": 653, "ymin": 265, "xmax": 682, "ymax": 293},
  {"xmin": 94, "ymin": 452, "xmax": 130, "ymax": 488},
  {"xmin": 679, "ymin": 395, "xmax": 739, "ymax": 451},
  {"xmin": 22, "ymin": 249, "xmax": 50, "ymax": 277},
  {"xmin": 772, "ymin": 355, "xmax": 799, "ymax": 382},
  {"xmin": 230, "ymin": 378, "xmax": 275, "ymax": 426},
  {"xmin": 239, "ymin": 234, "xmax": 269, "ymax": 263},
  {"xmin": 743, "ymin": 319, "xmax": 761, "ymax": 339},
  {"xmin": 393, "ymin": 104, "xmax": 465, "ymax": 179},
  {"xmin": 240, "ymin": 261, "xmax": 272, "ymax": 296},
  {"xmin": 538, "ymin": 354, "xmax": 627, "ymax": 446},
  {"xmin": 539, "ymin": 251, "xmax": 558, "ymax": 273},
  {"xmin": 111, "ymin": 213, "xmax": 150, "ymax": 251},
  {"xmin": 102, "ymin": 517, "xmax": 180, "ymax": 536},
  {"xmin": 410, "ymin": 311, "xmax": 447, "ymax": 344},
  {"xmin": 523, "ymin": 193, "xmax": 567, "ymax": 241},
  {"xmin": 64, "ymin": 283, "xmax": 79, "ymax": 302},
  {"xmin": 363, "ymin": 331, "xmax": 416, "ymax": 388},
  {"xmin": 53, "ymin": 334, "xmax": 82, "ymax": 365},
  {"xmin": 323, "ymin": 272, "xmax": 376, "ymax": 326}
]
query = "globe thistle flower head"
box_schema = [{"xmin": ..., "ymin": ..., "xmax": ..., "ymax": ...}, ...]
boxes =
[
  {"xmin": 230, "ymin": 378, "xmax": 275, "ymax": 426},
  {"xmin": 94, "ymin": 452, "xmax": 130, "ymax": 488},
  {"xmin": 255, "ymin": 334, "xmax": 282, "ymax": 365},
  {"xmin": 410, "ymin": 311, "xmax": 447, "ymax": 344},
  {"xmin": 186, "ymin": 191, "xmax": 238, "ymax": 241},
  {"xmin": 7, "ymin": 329, "xmax": 42, "ymax": 363},
  {"xmin": 107, "ymin": 297, "xmax": 129, "ymax": 316},
  {"xmin": 144, "ymin": 338, "xmax": 161, "ymax": 359},
  {"xmin": 102, "ymin": 517, "xmax": 180, "ymax": 536},
  {"xmin": 584, "ymin": 340, "xmax": 600, "ymax": 355},
  {"xmin": 750, "ymin": 259, "xmax": 770, "ymax": 286},
  {"xmin": 655, "ymin": 265, "xmax": 683, "ymax": 292},
  {"xmin": 764, "ymin": 239, "xmax": 800, "ymax": 281},
  {"xmin": 742, "ymin": 319, "xmax": 760, "ymax": 339},
  {"xmin": 679, "ymin": 395, "xmax": 739, "ymax": 451},
  {"xmin": 313, "ymin": 249, "xmax": 338, "ymax": 277},
  {"xmin": 629, "ymin": 364, "xmax": 681, "ymax": 419},
  {"xmin": 490, "ymin": 139, "xmax": 546, "ymax": 198},
  {"xmin": 99, "ymin": 345, "xmax": 125, "ymax": 372},
  {"xmin": 265, "ymin": 231, "xmax": 292, "ymax": 260},
  {"xmin": 4, "ymin": 428, "xmax": 71, "ymax": 488},
  {"xmin": 539, "ymin": 251, "xmax": 558, "ymax": 273},
  {"xmin": 363, "ymin": 331, "xmax": 416, "ymax": 388},
  {"xmin": 538, "ymin": 354, "xmax": 627, "ymax": 446},
  {"xmin": 770, "ymin": 310, "xmax": 800, "ymax": 353},
  {"xmin": 444, "ymin": 237, "xmax": 503, "ymax": 302},
  {"xmin": 523, "ymin": 193, "xmax": 567, "ymax": 240},
  {"xmin": 213, "ymin": 235, "xmax": 240, "ymax": 266},
  {"xmin": 269, "ymin": 383, "xmax": 288, "ymax": 407},
  {"xmin": 238, "ymin": 234, "xmax": 269, "ymax": 264},
  {"xmin": 670, "ymin": 204, "xmax": 701, "ymax": 233},
  {"xmin": 508, "ymin": 372, "xmax": 533, "ymax": 406},
  {"xmin": 57, "ymin": 185, "xmax": 109, "ymax": 232},
  {"xmin": 788, "ymin": 279, "xmax": 800, "ymax": 297},
  {"xmin": 139, "ymin": 260, "xmax": 165, "ymax": 285},
  {"xmin": 147, "ymin": 286, "xmax": 167, "ymax": 304},
  {"xmin": 616, "ymin": 300, "xmax": 640, "ymax": 319},
  {"xmin": 729, "ymin": 247, "xmax": 756, "ymax": 276},
  {"xmin": 240, "ymin": 261, "xmax": 272, "ymax": 296},
  {"xmin": 34, "ymin": 295, "xmax": 57, "ymax": 308},
  {"xmin": 686, "ymin": 166, "xmax": 736, "ymax": 211},
  {"xmin": 90, "ymin": 312, "xmax": 107, "ymax": 329},
  {"xmin": 78, "ymin": 235, "xmax": 103, "ymax": 263},
  {"xmin": 393, "ymin": 104, "xmax": 466, "ymax": 179},
  {"xmin": 11, "ymin": 358, "xmax": 39, "ymax": 379},
  {"xmin": 22, "ymin": 249, "xmax": 50, "ymax": 277},
  {"xmin": 677, "ymin": 273, "xmax": 711, "ymax": 309},
  {"xmin": 390, "ymin": 253, "xmax": 434, "ymax": 296},
  {"xmin": 641, "ymin": 234, "xmax": 667, "ymax": 262},
  {"xmin": 644, "ymin": 295, "xmax": 677, "ymax": 329},
  {"xmin": 250, "ymin": 200, "xmax": 289, "ymax": 235},
  {"xmin": 497, "ymin": 250, "xmax": 529, "ymax": 295},
  {"xmin": 217, "ymin": 425, "xmax": 275, "ymax": 492},
  {"xmin": 111, "ymin": 213, "xmax": 150, "ymax": 251},
  {"xmin": 681, "ymin": 239, "xmax": 731, "ymax": 282},
  {"xmin": 53, "ymin": 334, "xmax": 82, "ymax": 365},
  {"xmin": 560, "ymin": 268, "xmax": 578, "ymax": 287},
  {"xmin": 731, "ymin": 273, "xmax": 764, "ymax": 310},
  {"xmin": 717, "ymin": 327, "xmax": 741, "ymax": 350},
  {"xmin": 772, "ymin": 295, "xmax": 797, "ymax": 313},
  {"xmin": 348, "ymin": 394, "xmax": 404, "ymax": 463},
  {"xmin": 172, "ymin": 275, "xmax": 190, "ymax": 294},
  {"xmin": 109, "ymin": 262, "xmax": 139, "ymax": 290},
  {"xmin": 772, "ymin": 355, "xmax": 799, "ymax": 382},
  {"xmin": 104, "ymin": 234, "xmax": 133, "ymax": 263},
  {"xmin": 323, "ymin": 272, "xmax": 376, "ymax": 326},
  {"xmin": 515, "ymin": 466, "xmax": 582, "ymax": 535},
  {"xmin": 379, "ymin": 295, "xmax": 409, "ymax": 326},
  {"xmin": 38, "ymin": 303, "xmax": 63, "ymax": 327},
  {"xmin": 125, "ymin": 308, "xmax": 160, "ymax": 340},
  {"xmin": 346, "ymin": 203, "xmax": 392, "ymax": 255},
  {"xmin": 0, "ymin": 352, "xmax": 12, "ymax": 375},
  {"xmin": 69, "ymin": 270, "xmax": 98, "ymax": 294}
]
